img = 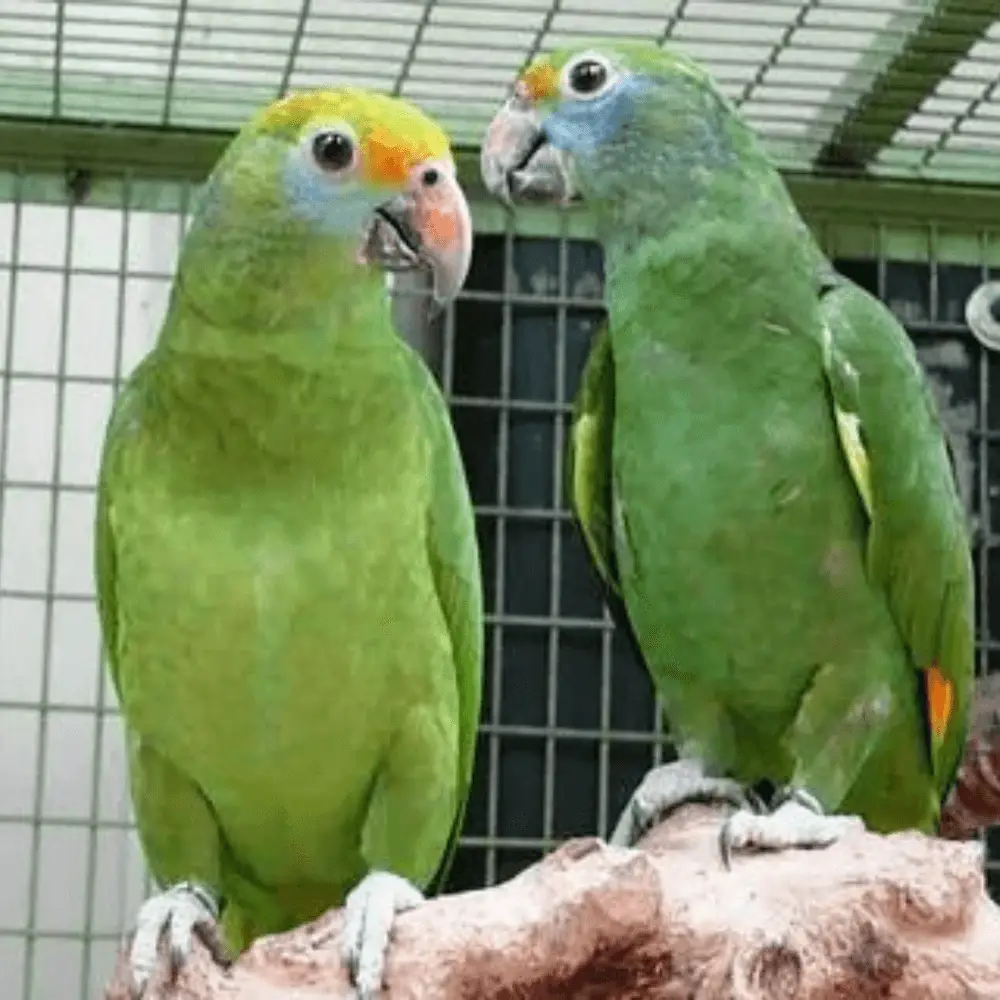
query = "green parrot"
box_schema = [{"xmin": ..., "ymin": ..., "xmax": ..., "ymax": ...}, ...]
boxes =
[
  {"xmin": 480, "ymin": 43, "xmax": 974, "ymax": 860},
  {"xmin": 95, "ymin": 89, "xmax": 482, "ymax": 997}
]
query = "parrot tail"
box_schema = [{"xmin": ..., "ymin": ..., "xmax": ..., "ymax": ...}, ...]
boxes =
[{"xmin": 938, "ymin": 733, "xmax": 1000, "ymax": 839}]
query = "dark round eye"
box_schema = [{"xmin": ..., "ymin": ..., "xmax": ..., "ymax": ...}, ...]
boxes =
[
  {"xmin": 312, "ymin": 131, "xmax": 356, "ymax": 172},
  {"xmin": 421, "ymin": 167, "xmax": 440, "ymax": 187},
  {"xmin": 568, "ymin": 59, "xmax": 608, "ymax": 96}
]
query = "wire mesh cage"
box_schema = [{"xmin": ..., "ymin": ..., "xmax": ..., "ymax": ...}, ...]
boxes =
[
  {"xmin": 6, "ymin": 0, "xmax": 1000, "ymax": 181},
  {"xmin": 5, "ymin": 2, "xmax": 1000, "ymax": 999}
]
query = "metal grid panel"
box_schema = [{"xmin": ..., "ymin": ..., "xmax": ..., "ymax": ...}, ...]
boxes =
[
  {"xmin": 2, "ymin": 171, "xmax": 1000, "ymax": 1000},
  {"xmin": 0, "ymin": 177, "xmax": 188, "ymax": 1000},
  {"xmin": 0, "ymin": 0, "xmax": 951, "ymax": 169}
]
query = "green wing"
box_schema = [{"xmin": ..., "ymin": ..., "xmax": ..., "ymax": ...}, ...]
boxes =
[
  {"xmin": 819, "ymin": 278, "xmax": 974, "ymax": 798},
  {"xmin": 566, "ymin": 322, "xmax": 621, "ymax": 596},
  {"xmin": 565, "ymin": 323, "xmax": 654, "ymax": 670},
  {"xmin": 399, "ymin": 345, "xmax": 484, "ymax": 894},
  {"xmin": 94, "ymin": 358, "xmax": 155, "ymax": 704}
]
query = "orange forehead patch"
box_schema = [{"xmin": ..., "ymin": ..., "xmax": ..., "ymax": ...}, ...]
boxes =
[
  {"xmin": 520, "ymin": 62, "xmax": 558, "ymax": 101},
  {"xmin": 362, "ymin": 123, "xmax": 438, "ymax": 187}
]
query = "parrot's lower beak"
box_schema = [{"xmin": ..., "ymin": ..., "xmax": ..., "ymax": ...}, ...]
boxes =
[
  {"xmin": 359, "ymin": 162, "xmax": 472, "ymax": 307},
  {"xmin": 480, "ymin": 95, "xmax": 576, "ymax": 207}
]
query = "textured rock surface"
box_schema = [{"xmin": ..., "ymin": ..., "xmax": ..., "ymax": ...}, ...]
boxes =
[{"xmin": 104, "ymin": 803, "xmax": 1000, "ymax": 1000}]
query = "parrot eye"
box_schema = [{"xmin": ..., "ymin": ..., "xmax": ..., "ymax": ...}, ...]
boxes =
[
  {"xmin": 570, "ymin": 61, "xmax": 606, "ymax": 94},
  {"xmin": 311, "ymin": 129, "xmax": 357, "ymax": 174},
  {"xmin": 562, "ymin": 53, "xmax": 616, "ymax": 101}
]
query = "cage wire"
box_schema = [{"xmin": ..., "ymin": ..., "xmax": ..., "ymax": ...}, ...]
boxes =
[{"xmin": 4, "ymin": 1, "xmax": 1000, "ymax": 999}]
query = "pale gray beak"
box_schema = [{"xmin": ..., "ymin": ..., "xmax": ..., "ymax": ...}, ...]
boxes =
[
  {"xmin": 480, "ymin": 94, "xmax": 575, "ymax": 206},
  {"xmin": 360, "ymin": 194, "xmax": 421, "ymax": 272}
]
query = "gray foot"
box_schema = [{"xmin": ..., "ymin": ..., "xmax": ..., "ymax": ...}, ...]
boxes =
[
  {"xmin": 127, "ymin": 881, "xmax": 230, "ymax": 998},
  {"xmin": 609, "ymin": 758, "xmax": 752, "ymax": 848},
  {"xmin": 341, "ymin": 870, "xmax": 424, "ymax": 1000},
  {"xmin": 719, "ymin": 786, "xmax": 865, "ymax": 868}
]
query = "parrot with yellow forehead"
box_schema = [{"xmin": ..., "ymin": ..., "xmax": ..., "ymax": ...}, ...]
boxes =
[
  {"xmin": 481, "ymin": 43, "xmax": 973, "ymax": 861},
  {"xmin": 95, "ymin": 89, "xmax": 481, "ymax": 997}
]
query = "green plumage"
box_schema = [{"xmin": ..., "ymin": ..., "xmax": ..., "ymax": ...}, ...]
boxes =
[
  {"xmin": 555, "ymin": 43, "xmax": 973, "ymax": 833},
  {"xmin": 96, "ymin": 96, "xmax": 482, "ymax": 952}
]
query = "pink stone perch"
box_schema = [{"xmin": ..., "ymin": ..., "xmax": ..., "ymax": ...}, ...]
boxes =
[{"xmin": 104, "ymin": 803, "xmax": 1000, "ymax": 1000}]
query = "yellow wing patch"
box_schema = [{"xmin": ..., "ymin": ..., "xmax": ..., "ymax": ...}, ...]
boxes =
[
  {"xmin": 832, "ymin": 407, "xmax": 873, "ymax": 519},
  {"xmin": 571, "ymin": 413, "xmax": 610, "ymax": 580},
  {"xmin": 571, "ymin": 414, "xmax": 598, "ymax": 520},
  {"xmin": 823, "ymin": 321, "xmax": 872, "ymax": 520}
]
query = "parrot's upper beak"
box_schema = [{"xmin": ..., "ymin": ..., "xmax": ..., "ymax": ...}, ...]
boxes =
[
  {"xmin": 359, "ymin": 160, "xmax": 472, "ymax": 306},
  {"xmin": 480, "ymin": 89, "xmax": 576, "ymax": 207}
]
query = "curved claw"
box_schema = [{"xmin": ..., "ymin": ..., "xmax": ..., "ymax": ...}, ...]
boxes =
[
  {"xmin": 128, "ymin": 881, "xmax": 227, "ymax": 998},
  {"xmin": 168, "ymin": 917, "xmax": 232, "ymax": 983},
  {"xmin": 719, "ymin": 817, "xmax": 736, "ymax": 871},
  {"xmin": 718, "ymin": 787, "xmax": 864, "ymax": 871},
  {"xmin": 770, "ymin": 785, "xmax": 825, "ymax": 814},
  {"xmin": 609, "ymin": 759, "xmax": 752, "ymax": 849},
  {"xmin": 717, "ymin": 790, "xmax": 769, "ymax": 871}
]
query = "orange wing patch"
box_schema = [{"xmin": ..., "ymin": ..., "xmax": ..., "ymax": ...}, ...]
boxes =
[{"xmin": 925, "ymin": 662, "xmax": 954, "ymax": 743}]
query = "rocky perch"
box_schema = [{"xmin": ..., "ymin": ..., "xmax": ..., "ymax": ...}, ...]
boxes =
[{"xmin": 104, "ymin": 802, "xmax": 1000, "ymax": 1000}]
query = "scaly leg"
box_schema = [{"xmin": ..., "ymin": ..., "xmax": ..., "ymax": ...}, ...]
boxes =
[
  {"xmin": 338, "ymin": 702, "xmax": 462, "ymax": 999},
  {"xmin": 718, "ymin": 785, "xmax": 864, "ymax": 868},
  {"xmin": 609, "ymin": 758, "xmax": 756, "ymax": 848},
  {"xmin": 341, "ymin": 871, "xmax": 424, "ymax": 1000},
  {"xmin": 127, "ymin": 881, "xmax": 230, "ymax": 998}
]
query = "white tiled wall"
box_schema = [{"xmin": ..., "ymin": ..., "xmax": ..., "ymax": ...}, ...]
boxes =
[
  {"xmin": 0, "ymin": 194, "xmax": 185, "ymax": 1000},
  {"xmin": 0, "ymin": 189, "xmax": 439, "ymax": 1000}
]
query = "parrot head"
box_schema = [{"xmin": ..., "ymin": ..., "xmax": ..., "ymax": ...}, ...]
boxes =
[
  {"xmin": 480, "ymin": 42, "xmax": 751, "ymax": 214},
  {"xmin": 192, "ymin": 88, "xmax": 472, "ymax": 307}
]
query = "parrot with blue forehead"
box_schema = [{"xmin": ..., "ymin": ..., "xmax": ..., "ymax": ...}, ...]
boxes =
[
  {"xmin": 481, "ymin": 42, "xmax": 974, "ymax": 860},
  {"xmin": 96, "ymin": 88, "xmax": 481, "ymax": 997}
]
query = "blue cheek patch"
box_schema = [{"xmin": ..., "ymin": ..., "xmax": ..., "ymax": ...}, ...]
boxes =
[
  {"xmin": 281, "ymin": 153, "xmax": 386, "ymax": 237},
  {"xmin": 542, "ymin": 74, "xmax": 655, "ymax": 158}
]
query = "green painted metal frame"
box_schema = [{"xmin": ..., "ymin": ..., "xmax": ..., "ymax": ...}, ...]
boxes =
[
  {"xmin": 5, "ymin": 115, "xmax": 1000, "ymax": 222},
  {"xmin": 816, "ymin": 0, "xmax": 1000, "ymax": 170}
]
